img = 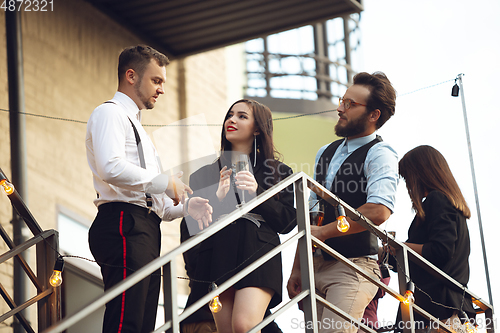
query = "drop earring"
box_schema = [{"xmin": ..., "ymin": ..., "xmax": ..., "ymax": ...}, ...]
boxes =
[{"xmin": 253, "ymin": 135, "xmax": 257, "ymax": 168}]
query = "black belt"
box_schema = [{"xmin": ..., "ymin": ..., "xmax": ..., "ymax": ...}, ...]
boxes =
[{"xmin": 98, "ymin": 202, "xmax": 161, "ymax": 224}]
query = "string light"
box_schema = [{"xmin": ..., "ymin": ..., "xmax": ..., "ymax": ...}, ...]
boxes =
[
  {"xmin": 49, "ymin": 256, "xmax": 65, "ymax": 287},
  {"xmin": 379, "ymin": 262, "xmax": 390, "ymax": 279},
  {"xmin": 464, "ymin": 321, "xmax": 477, "ymax": 333},
  {"xmin": 0, "ymin": 136, "xmax": 480, "ymax": 322},
  {"xmin": 460, "ymin": 311, "xmax": 478, "ymax": 333},
  {"xmin": 0, "ymin": 179, "xmax": 14, "ymax": 195},
  {"xmin": 402, "ymin": 281, "xmax": 415, "ymax": 305},
  {"xmin": 336, "ymin": 205, "xmax": 350, "ymax": 233},
  {"xmin": 0, "ymin": 78, "xmax": 455, "ymax": 127},
  {"xmin": 208, "ymin": 282, "xmax": 222, "ymax": 313}
]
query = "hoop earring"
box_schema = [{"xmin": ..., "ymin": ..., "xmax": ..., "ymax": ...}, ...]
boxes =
[{"xmin": 253, "ymin": 135, "xmax": 257, "ymax": 168}]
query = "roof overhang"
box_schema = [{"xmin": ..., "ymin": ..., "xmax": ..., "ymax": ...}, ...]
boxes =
[{"xmin": 85, "ymin": 0, "xmax": 363, "ymax": 58}]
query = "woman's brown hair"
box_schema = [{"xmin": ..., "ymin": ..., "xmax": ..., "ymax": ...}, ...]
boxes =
[
  {"xmin": 220, "ymin": 99, "xmax": 282, "ymax": 184},
  {"xmin": 399, "ymin": 145, "xmax": 471, "ymax": 220}
]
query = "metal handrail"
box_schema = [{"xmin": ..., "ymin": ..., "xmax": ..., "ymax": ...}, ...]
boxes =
[
  {"xmin": 42, "ymin": 172, "xmax": 495, "ymax": 333},
  {"xmin": 308, "ymin": 178, "xmax": 493, "ymax": 311},
  {"xmin": 0, "ymin": 228, "xmax": 60, "ymax": 331},
  {"xmin": 42, "ymin": 172, "xmax": 307, "ymax": 333},
  {"xmin": 0, "ymin": 168, "xmax": 43, "ymax": 236},
  {"xmin": 0, "ymin": 229, "xmax": 56, "ymax": 265},
  {"xmin": 1, "ymin": 168, "xmax": 61, "ymax": 331},
  {"xmin": 308, "ymin": 177, "xmax": 494, "ymax": 333},
  {"xmin": 0, "ymin": 223, "xmax": 42, "ymax": 291}
]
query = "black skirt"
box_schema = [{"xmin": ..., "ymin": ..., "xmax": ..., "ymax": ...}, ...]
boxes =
[{"xmin": 190, "ymin": 216, "xmax": 283, "ymax": 309}]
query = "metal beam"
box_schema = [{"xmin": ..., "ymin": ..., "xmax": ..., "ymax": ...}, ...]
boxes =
[
  {"xmin": 0, "ymin": 223, "xmax": 42, "ymax": 291},
  {"xmin": 6, "ymin": 9, "xmax": 29, "ymax": 332},
  {"xmin": 0, "ymin": 283, "xmax": 34, "ymax": 333}
]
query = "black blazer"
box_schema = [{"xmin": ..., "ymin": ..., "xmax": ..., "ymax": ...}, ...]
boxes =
[
  {"xmin": 181, "ymin": 155, "xmax": 296, "ymax": 316},
  {"xmin": 184, "ymin": 156, "xmax": 296, "ymax": 236},
  {"xmin": 391, "ymin": 190, "xmax": 475, "ymax": 324}
]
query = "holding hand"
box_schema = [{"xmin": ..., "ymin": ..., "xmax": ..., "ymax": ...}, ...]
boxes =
[
  {"xmin": 287, "ymin": 270, "xmax": 302, "ymax": 300},
  {"xmin": 216, "ymin": 166, "xmax": 232, "ymax": 201},
  {"xmin": 310, "ymin": 225, "xmax": 328, "ymax": 242},
  {"xmin": 187, "ymin": 197, "xmax": 213, "ymax": 230},
  {"xmin": 166, "ymin": 171, "xmax": 193, "ymax": 205},
  {"xmin": 235, "ymin": 170, "xmax": 258, "ymax": 194}
]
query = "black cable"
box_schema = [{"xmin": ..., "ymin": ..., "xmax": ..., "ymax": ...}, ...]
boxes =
[
  {"xmin": 0, "ymin": 77, "xmax": 457, "ymax": 126},
  {"xmin": 0, "ymin": 108, "xmax": 87, "ymax": 124},
  {"xmin": 397, "ymin": 79, "xmax": 455, "ymax": 97},
  {"xmin": 0, "ymin": 107, "xmax": 336, "ymax": 127}
]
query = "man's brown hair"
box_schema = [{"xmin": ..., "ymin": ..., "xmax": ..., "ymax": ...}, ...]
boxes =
[
  {"xmin": 353, "ymin": 71, "xmax": 396, "ymax": 129},
  {"xmin": 118, "ymin": 45, "xmax": 169, "ymax": 82}
]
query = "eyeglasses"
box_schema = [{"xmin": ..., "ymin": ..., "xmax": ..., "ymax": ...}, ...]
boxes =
[{"xmin": 338, "ymin": 97, "xmax": 367, "ymax": 110}]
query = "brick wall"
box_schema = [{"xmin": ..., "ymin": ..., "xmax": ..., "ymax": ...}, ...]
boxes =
[{"xmin": 0, "ymin": 1, "xmax": 233, "ymax": 330}]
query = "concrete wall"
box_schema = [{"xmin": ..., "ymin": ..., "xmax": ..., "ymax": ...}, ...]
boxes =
[{"xmin": 0, "ymin": 1, "xmax": 232, "ymax": 330}]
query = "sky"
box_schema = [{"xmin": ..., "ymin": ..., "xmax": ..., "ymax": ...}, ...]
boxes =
[
  {"xmin": 359, "ymin": 0, "xmax": 499, "ymax": 319},
  {"xmin": 276, "ymin": 0, "xmax": 500, "ymax": 331}
]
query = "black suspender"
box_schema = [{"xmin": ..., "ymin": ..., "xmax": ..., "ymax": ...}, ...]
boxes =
[
  {"xmin": 127, "ymin": 117, "xmax": 145, "ymax": 168},
  {"xmin": 103, "ymin": 101, "xmax": 153, "ymax": 211}
]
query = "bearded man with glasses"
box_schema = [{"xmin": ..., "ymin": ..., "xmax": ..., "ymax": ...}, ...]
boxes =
[{"xmin": 287, "ymin": 72, "xmax": 398, "ymax": 333}]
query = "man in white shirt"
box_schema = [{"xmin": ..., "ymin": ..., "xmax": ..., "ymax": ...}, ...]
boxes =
[{"xmin": 86, "ymin": 45, "xmax": 212, "ymax": 333}]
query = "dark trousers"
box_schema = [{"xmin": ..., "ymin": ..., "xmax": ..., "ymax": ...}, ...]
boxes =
[{"xmin": 89, "ymin": 202, "xmax": 162, "ymax": 333}]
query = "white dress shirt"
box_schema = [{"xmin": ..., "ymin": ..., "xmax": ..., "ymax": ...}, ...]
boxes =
[{"xmin": 86, "ymin": 91, "xmax": 183, "ymax": 220}]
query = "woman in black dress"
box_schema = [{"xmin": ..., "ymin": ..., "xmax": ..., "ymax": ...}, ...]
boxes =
[
  {"xmin": 183, "ymin": 99, "xmax": 296, "ymax": 333},
  {"xmin": 396, "ymin": 145, "xmax": 475, "ymax": 330}
]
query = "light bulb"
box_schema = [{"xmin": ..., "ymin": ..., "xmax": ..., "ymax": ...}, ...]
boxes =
[
  {"xmin": 460, "ymin": 311, "xmax": 477, "ymax": 333},
  {"xmin": 208, "ymin": 282, "xmax": 222, "ymax": 313},
  {"xmin": 402, "ymin": 290, "xmax": 415, "ymax": 305},
  {"xmin": 337, "ymin": 216, "xmax": 350, "ymax": 233},
  {"xmin": 336, "ymin": 205, "xmax": 349, "ymax": 232},
  {"xmin": 402, "ymin": 281, "xmax": 415, "ymax": 305},
  {"xmin": 209, "ymin": 295, "xmax": 222, "ymax": 313},
  {"xmin": 49, "ymin": 257, "xmax": 64, "ymax": 287},
  {"xmin": 0, "ymin": 179, "xmax": 14, "ymax": 195},
  {"xmin": 465, "ymin": 322, "xmax": 477, "ymax": 333},
  {"xmin": 49, "ymin": 270, "xmax": 63, "ymax": 287}
]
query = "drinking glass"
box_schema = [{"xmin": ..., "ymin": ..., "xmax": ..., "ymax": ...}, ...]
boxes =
[
  {"xmin": 309, "ymin": 199, "xmax": 324, "ymax": 226},
  {"xmin": 235, "ymin": 154, "xmax": 250, "ymax": 204}
]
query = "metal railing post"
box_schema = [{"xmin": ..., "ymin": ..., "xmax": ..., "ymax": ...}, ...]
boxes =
[
  {"xmin": 38, "ymin": 172, "xmax": 494, "ymax": 333},
  {"xmin": 36, "ymin": 232, "xmax": 61, "ymax": 331},
  {"xmin": 163, "ymin": 259, "xmax": 178, "ymax": 333},
  {"xmin": 295, "ymin": 176, "xmax": 318, "ymax": 332},
  {"xmin": 485, "ymin": 306, "xmax": 496, "ymax": 333},
  {"xmin": 396, "ymin": 247, "xmax": 414, "ymax": 333}
]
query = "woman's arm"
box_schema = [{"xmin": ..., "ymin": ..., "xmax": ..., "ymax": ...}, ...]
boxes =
[{"xmin": 404, "ymin": 242, "xmax": 423, "ymax": 255}]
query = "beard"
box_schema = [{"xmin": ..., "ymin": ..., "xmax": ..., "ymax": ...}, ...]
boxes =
[
  {"xmin": 334, "ymin": 111, "xmax": 370, "ymax": 138},
  {"xmin": 134, "ymin": 77, "xmax": 155, "ymax": 109}
]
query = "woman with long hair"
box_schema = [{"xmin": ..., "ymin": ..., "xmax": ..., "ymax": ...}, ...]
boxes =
[
  {"xmin": 396, "ymin": 145, "xmax": 475, "ymax": 330},
  {"xmin": 182, "ymin": 99, "xmax": 296, "ymax": 333}
]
